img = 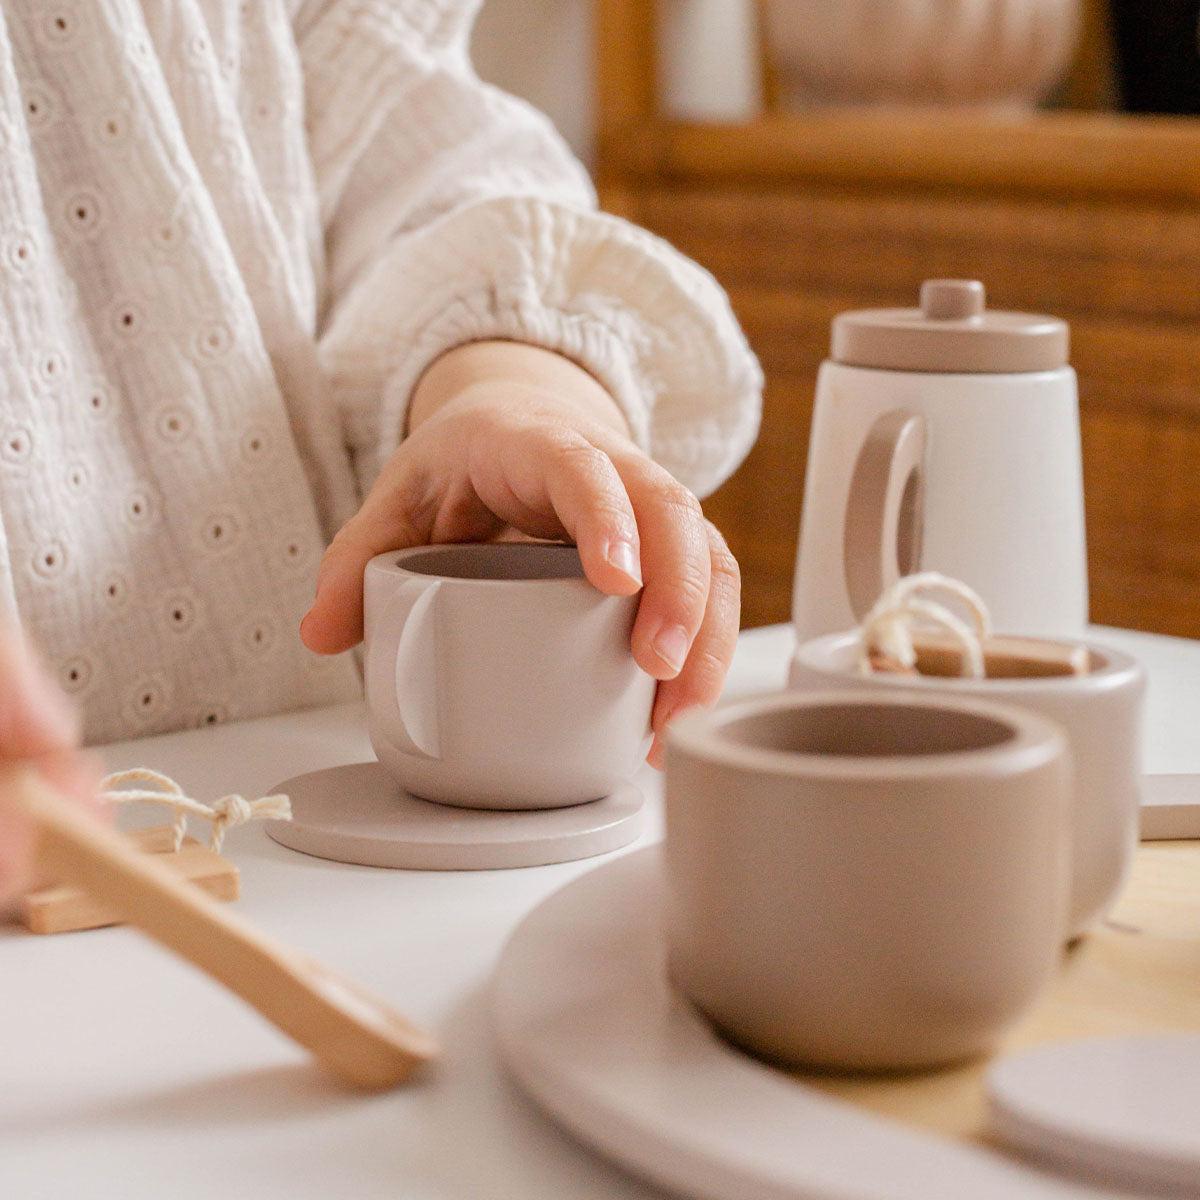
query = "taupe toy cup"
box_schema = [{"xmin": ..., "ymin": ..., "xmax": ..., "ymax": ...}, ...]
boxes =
[
  {"xmin": 364, "ymin": 543, "xmax": 655, "ymax": 809},
  {"xmin": 664, "ymin": 691, "xmax": 1071, "ymax": 1073},
  {"xmin": 789, "ymin": 632, "xmax": 1146, "ymax": 936}
]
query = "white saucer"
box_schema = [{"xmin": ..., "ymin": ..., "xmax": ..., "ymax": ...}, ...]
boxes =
[
  {"xmin": 492, "ymin": 847, "xmax": 1111, "ymax": 1200},
  {"xmin": 266, "ymin": 762, "xmax": 644, "ymax": 870},
  {"xmin": 988, "ymin": 1036, "xmax": 1200, "ymax": 1196}
]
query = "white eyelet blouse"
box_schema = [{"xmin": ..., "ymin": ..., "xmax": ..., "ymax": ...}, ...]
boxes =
[{"xmin": 0, "ymin": 0, "xmax": 762, "ymax": 745}]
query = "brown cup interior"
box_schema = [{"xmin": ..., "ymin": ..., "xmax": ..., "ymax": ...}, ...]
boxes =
[
  {"xmin": 393, "ymin": 543, "xmax": 586, "ymax": 582},
  {"xmin": 718, "ymin": 701, "xmax": 1015, "ymax": 759}
]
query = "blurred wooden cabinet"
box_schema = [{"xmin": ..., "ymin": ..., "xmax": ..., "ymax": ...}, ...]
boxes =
[{"xmin": 595, "ymin": 0, "xmax": 1200, "ymax": 637}]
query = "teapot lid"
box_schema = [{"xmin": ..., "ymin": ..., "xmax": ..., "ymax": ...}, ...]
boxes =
[{"xmin": 831, "ymin": 280, "xmax": 1069, "ymax": 373}]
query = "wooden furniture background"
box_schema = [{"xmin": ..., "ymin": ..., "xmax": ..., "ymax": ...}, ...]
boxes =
[{"xmin": 595, "ymin": 0, "xmax": 1200, "ymax": 637}]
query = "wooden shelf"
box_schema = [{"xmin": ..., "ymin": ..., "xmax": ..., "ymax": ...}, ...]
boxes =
[
  {"xmin": 602, "ymin": 109, "xmax": 1200, "ymax": 202},
  {"xmin": 593, "ymin": 2, "xmax": 1200, "ymax": 637}
]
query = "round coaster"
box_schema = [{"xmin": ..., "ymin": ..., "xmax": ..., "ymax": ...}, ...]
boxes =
[
  {"xmin": 988, "ymin": 1035, "xmax": 1200, "ymax": 1196},
  {"xmin": 265, "ymin": 761, "xmax": 645, "ymax": 871}
]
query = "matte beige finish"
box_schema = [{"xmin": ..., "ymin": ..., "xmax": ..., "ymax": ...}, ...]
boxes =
[
  {"xmin": 19, "ymin": 826, "xmax": 239, "ymax": 934},
  {"xmin": 266, "ymin": 763, "xmax": 645, "ymax": 870},
  {"xmin": 492, "ymin": 839, "xmax": 1200, "ymax": 1200},
  {"xmin": 13, "ymin": 768, "xmax": 436, "ymax": 1090},
  {"xmin": 364, "ymin": 543, "xmax": 655, "ymax": 809},
  {"xmin": 832, "ymin": 280, "xmax": 1070, "ymax": 374},
  {"xmin": 790, "ymin": 632, "xmax": 1146, "ymax": 935},
  {"xmin": 842, "ymin": 410, "xmax": 926, "ymax": 621},
  {"xmin": 664, "ymin": 691, "xmax": 1071, "ymax": 1072},
  {"xmin": 792, "ymin": 286, "xmax": 1088, "ymax": 642},
  {"xmin": 806, "ymin": 840, "xmax": 1200, "ymax": 1146}
]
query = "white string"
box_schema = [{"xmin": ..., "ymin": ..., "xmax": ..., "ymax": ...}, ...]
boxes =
[
  {"xmin": 98, "ymin": 768, "xmax": 292, "ymax": 853},
  {"xmin": 857, "ymin": 572, "xmax": 992, "ymax": 679}
]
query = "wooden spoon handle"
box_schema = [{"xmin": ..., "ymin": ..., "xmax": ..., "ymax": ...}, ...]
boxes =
[{"xmin": 11, "ymin": 767, "xmax": 436, "ymax": 1090}]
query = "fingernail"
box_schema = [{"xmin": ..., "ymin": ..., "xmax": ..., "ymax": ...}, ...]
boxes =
[
  {"xmin": 651, "ymin": 624, "xmax": 689, "ymax": 675},
  {"xmin": 604, "ymin": 539, "xmax": 642, "ymax": 588}
]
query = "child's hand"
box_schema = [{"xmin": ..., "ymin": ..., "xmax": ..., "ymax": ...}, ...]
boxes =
[
  {"xmin": 301, "ymin": 340, "xmax": 740, "ymax": 768},
  {"xmin": 0, "ymin": 628, "xmax": 100, "ymax": 901}
]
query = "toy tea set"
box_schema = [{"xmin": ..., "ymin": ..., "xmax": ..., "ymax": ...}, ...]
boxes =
[
  {"xmin": 19, "ymin": 281, "xmax": 1200, "ymax": 1190},
  {"xmin": 265, "ymin": 279, "xmax": 1197, "ymax": 1195},
  {"xmin": 267, "ymin": 540, "xmax": 655, "ymax": 870},
  {"xmin": 497, "ymin": 281, "xmax": 1200, "ymax": 1198}
]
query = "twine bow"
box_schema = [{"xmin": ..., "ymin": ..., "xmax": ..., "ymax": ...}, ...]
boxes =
[
  {"xmin": 857, "ymin": 572, "xmax": 992, "ymax": 679},
  {"xmin": 98, "ymin": 768, "xmax": 292, "ymax": 853}
]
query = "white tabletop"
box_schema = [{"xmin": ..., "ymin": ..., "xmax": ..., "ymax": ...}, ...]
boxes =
[{"xmin": 2, "ymin": 623, "xmax": 1198, "ymax": 1200}]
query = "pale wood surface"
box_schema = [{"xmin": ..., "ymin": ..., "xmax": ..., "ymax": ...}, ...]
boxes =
[
  {"xmin": 19, "ymin": 825, "xmax": 239, "ymax": 935},
  {"xmin": 800, "ymin": 841, "xmax": 1200, "ymax": 1143},
  {"xmin": 14, "ymin": 768, "xmax": 436, "ymax": 1090}
]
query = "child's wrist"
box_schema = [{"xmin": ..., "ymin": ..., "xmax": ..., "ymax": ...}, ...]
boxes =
[{"xmin": 408, "ymin": 339, "xmax": 631, "ymax": 440}]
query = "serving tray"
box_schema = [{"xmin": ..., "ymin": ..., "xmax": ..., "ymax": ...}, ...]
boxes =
[{"xmin": 493, "ymin": 842, "xmax": 1200, "ymax": 1199}]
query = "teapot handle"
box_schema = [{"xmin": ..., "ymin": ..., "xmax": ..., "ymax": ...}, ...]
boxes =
[{"xmin": 843, "ymin": 410, "xmax": 926, "ymax": 621}]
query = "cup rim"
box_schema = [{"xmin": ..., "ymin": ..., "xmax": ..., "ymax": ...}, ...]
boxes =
[
  {"xmin": 667, "ymin": 689, "xmax": 1065, "ymax": 781},
  {"xmin": 367, "ymin": 542, "xmax": 593, "ymax": 587},
  {"xmin": 792, "ymin": 630, "xmax": 1144, "ymax": 695}
]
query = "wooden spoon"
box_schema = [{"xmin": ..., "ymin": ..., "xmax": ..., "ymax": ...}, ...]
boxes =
[{"xmin": 10, "ymin": 767, "xmax": 437, "ymax": 1090}]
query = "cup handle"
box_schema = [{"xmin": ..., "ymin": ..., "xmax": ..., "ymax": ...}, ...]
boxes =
[
  {"xmin": 365, "ymin": 579, "xmax": 441, "ymax": 760},
  {"xmin": 843, "ymin": 410, "xmax": 926, "ymax": 621}
]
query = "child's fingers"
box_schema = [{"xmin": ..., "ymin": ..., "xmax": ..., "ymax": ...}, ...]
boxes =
[
  {"xmin": 38, "ymin": 749, "xmax": 108, "ymax": 822},
  {"xmin": 645, "ymin": 522, "xmax": 741, "ymax": 768},
  {"xmin": 3, "ymin": 749, "xmax": 109, "ymax": 898},
  {"xmin": 0, "ymin": 627, "xmax": 79, "ymax": 759},
  {"xmin": 301, "ymin": 518, "xmax": 411, "ymax": 655},
  {"xmin": 538, "ymin": 435, "xmax": 643, "ymax": 595},
  {"xmin": 301, "ymin": 456, "xmax": 443, "ymax": 654},
  {"xmin": 615, "ymin": 458, "xmax": 713, "ymax": 683},
  {"xmin": 0, "ymin": 621, "xmax": 95, "ymax": 899},
  {"xmin": 0, "ymin": 797, "xmax": 32, "ymax": 901}
]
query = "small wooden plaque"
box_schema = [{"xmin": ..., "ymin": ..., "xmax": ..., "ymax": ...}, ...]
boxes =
[
  {"xmin": 18, "ymin": 824, "xmax": 240, "ymax": 934},
  {"xmin": 873, "ymin": 631, "xmax": 1090, "ymax": 679}
]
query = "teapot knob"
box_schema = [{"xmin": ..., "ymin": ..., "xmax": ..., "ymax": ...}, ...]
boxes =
[{"xmin": 921, "ymin": 279, "xmax": 985, "ymax": 320}]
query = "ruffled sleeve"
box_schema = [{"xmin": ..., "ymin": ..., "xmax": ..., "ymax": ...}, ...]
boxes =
[{"xmin": 297, "ymin": 0, "xmax": 762, "ymax": 498}]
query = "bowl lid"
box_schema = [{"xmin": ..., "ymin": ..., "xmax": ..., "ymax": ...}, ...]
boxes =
[{"xmin": 831, "ymin": 280, "xmax": 1069, "ymax": 373}]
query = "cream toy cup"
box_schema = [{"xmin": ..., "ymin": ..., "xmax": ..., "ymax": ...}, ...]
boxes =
[
  {"xmin": 789, "ymin": 630, "xmax": 1145, "ymax": 938},
  {"xmin": 363, "ymin": 543, "xmax": 655, "ymax": 810},
  {"xmin": 665, "ymin": 691, "xmax": 1072, "ymax": 1073}
]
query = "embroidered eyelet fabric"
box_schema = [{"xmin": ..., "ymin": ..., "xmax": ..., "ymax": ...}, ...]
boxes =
[{"xmin": 0, "ymin": 0, "xmax": 762, "ymax": 744}]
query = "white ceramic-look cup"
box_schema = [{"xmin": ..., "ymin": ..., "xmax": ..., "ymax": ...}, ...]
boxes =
[
  {"xmin": 665, "ymin": 691, "xmax": 1071, "ymax": 1073},
  {"xmin": 364, "ymin": 543, "xmax": 655, "ymax": 809},
  {"xmin": 789, "ymin": 632, "xmax": 1146, "ymax": 937}
]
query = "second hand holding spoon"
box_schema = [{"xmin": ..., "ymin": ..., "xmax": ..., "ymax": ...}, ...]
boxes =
[{"xmin": 11, "ymin": 766, "xmax": 437, "ymax": 1091}]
